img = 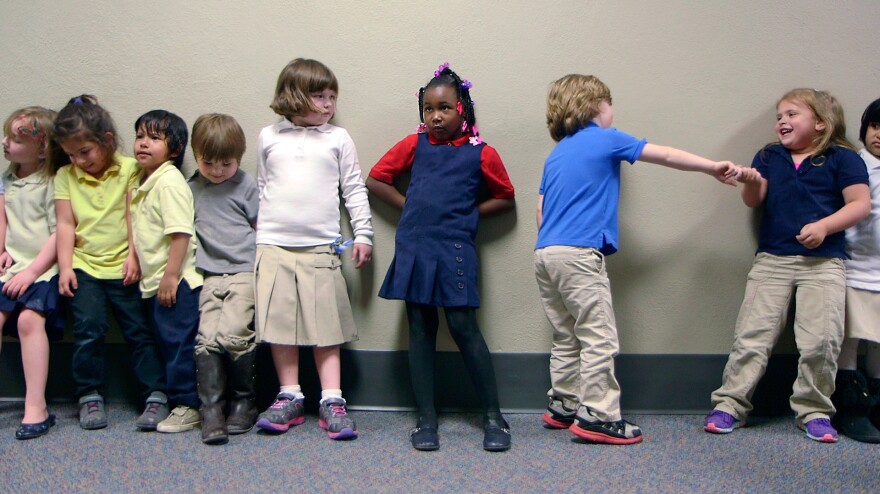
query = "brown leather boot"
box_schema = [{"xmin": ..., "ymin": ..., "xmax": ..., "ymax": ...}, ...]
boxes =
[
  {"xmin": 196, "ymin": 352, "xmax": 228, "ymax": 445},
  {"xmin": 225, "ymin": 350, "xmax": 257, "ymax": 435}
]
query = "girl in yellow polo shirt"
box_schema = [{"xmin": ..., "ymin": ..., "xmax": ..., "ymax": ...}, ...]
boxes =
[{"xmin": 0, "ymin": 106, "xmax": 64, "ymax": 439}]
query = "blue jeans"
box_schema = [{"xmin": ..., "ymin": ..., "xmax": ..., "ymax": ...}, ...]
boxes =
[
  {"xmin": 70, "ymin": 269, "xmax": 165, "ymax": 399},
  {"xmin": 147, "ymin": 280, "xmax": 202, "ymax": 409}
]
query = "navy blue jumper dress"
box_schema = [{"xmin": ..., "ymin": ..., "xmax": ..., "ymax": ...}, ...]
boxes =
[{"xmin": 378, "ymin": 133, "xmax": 484, "ymax": 308}]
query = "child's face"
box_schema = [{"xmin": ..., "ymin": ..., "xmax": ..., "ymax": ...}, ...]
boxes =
[
  {"xmin": 2, "ymin": 121, "xmax": 43, "ymax": 167},
  {"xmin": 422, "ymin": 85, "xmax": 463, "ymax": 142},
  {"xmin": 197, "ymin": 156, "xmax": 239, "ymax": 184},
  {"xmin": 776, "ymin": 99, "xmax": 825, "ymax": 155},
  {"xmin": 593, "ymin": 100, "xmax": 614, "ymax": 129},
  {"xmin": 134, "ymin": 125, "xmax": 176, "ymax": 173},
  {"xmin": 60, "ymin": 134, "xmax": 113, "ymax": 178},
  {"xmin": 865, "ymin": 122, "xmax": 880, "ymax": 159},
  {"xmin": 291, "ymin": 88, "xmax": 336, "ymax": 127}
]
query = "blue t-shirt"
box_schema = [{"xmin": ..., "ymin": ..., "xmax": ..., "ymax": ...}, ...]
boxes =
[
  {"xmin": 536, "ymin": 123, "xmax": 646, "ymax": 254},
  {"xmin": 754, "ymin": 144, "xmax": 869, "ymax": 259}
]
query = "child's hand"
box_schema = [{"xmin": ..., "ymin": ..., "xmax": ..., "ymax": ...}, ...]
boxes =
[
  {"xmin": 122, "ymin": 254, "xmax": 142, "ymax": 286},
  {"xmin": 0, "ymin": 252, "xmax": 13, "ymax": 275},
  {"xmin": 351, "ymin": 243, "xmax": 373, "ymax": 269},
  {"xmin": 59, "ymin": 268, "xmax": 78, "ymax": 297},
  {"xmin": 733, "ymin": 166, "xmax": 763, "ymax": 184},
  {"xmin": 796, "ymin": 222, "xmax": 828, "ymax": 249},
  {"xmin": 2, "ymin": 270, "xmax": 37, "ymax": 300},
  {"xmin": 714, "ymin": 161, "xmax": 739, "ymax": 186},
  {"xmin": 158, "ymin": 273, "xmax": 178, "ymax": 307}
]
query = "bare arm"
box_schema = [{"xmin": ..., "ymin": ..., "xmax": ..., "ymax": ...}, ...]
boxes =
[
  {"xmin": 479, "ymin": 198, "xmax": 514, "ymax": 217},
  {"xmin": 733, "ymin": 166, "xmax": 769, "ymax": 208},
  {"xmin": 366, "ymin": 176, "xmax": 406, "ymax": 210},
  {"xmin": 123, "ymin": 190, "xmax": 141, "ymax": 286},
  {"xmin": 639, "ymin": 143, "xmax": 737, "ymax": 185},
  {"xmin": 158, "ymin": 233, "xmax": 189, "ymax": 307},
  {"xmin": 536, "ymin": 194, "xmax": 543, "ymax": 229},
  {"xmin": 55, "ymin": 199, "xmax": 78, "ymax": 296},
  {"xmin": 796, "ymin": 183, "xmax": 871, "ymax": 249}
]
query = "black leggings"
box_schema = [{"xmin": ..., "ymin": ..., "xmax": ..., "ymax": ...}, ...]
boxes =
[{"xmin": 405, "ymin": 303, "xmax": 502, "ymax": 426}]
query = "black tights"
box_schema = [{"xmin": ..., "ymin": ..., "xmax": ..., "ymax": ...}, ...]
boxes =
[{"xmin": 405, "ymin": 303, "xmax": 503, "ymax": 427}]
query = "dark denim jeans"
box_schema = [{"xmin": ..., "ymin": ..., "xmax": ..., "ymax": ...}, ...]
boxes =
[
  {"xmin": 70, "ymin": 269, "xmax": 165, "ymax": 399},
  {"xmin": 146, "ymin": 280, "xmax": 201, "ymax": 409}
]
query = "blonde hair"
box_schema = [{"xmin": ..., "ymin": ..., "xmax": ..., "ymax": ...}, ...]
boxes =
[
  {"xmin": 777, "ymin": 88, "xmax": 855, "ymax": 155},
  {"xmin": 3, "ymin": 106, "xmax": 62, "ymax": 176},
  {"xmin": 191, "ymin": 113, "xmax": 246, "ymax": 162},
  {"xmin": 269, "ymin": 58, "xmax": 339, "ymax": 119},
  {"xmin": 546, "ymin": 74, "xmax": 611, "ymax": 142}
]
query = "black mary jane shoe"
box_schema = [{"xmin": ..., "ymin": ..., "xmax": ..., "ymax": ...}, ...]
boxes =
[
  {"xmin": 483, "ymin": 419, "xmax": 511, "ymax": 452},
  {"xmin": 15, "ymin": 414, "xmax": 56, "ymax": 440},
  {"xmin": 410, "ymin": 426, "xmax": 440, "ymax": 451}
]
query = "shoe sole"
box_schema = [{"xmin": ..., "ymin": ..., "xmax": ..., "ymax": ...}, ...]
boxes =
[
  {"xmin": 256, "ymin": 416, "xmax": 305, "ymax": 433},
  {"xmin": 319, "ymin": 419, "xmax": 358, "ymax": 440},
  {"xmin": 542, "ymin": 411, "xmax": 574, "ymax": 429},
  {"xmin": 569, "ymin": 424, "xmax": 643, "ymax": 445},
  {"xmin": 704, "ymin": 423, "xmax": 734, "ymax": 434},
  {"xmin": 80, "ymin": 421, "xmax": 108, "ymax": 430},
  {"xmin": 157, "ymin": 421, "xmax": 200, "ymax": 433}
]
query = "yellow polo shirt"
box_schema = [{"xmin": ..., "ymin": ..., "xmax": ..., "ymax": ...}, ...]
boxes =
[
  {"xmin": 130, "ymin": 161, "xmax": 202, "ymax": 298},
  {"xmin": 54, "ymin": 154, "xmax": 140, "ymax": 279},
  {"xmin": 2, "ymin": 167, "xmax": 57, "ymax": 283}
]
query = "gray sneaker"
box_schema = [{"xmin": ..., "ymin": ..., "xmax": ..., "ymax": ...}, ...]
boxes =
[
  {"xmin": 256, "ymin": 393, "xmax": 305, "ymax": 433},
  {"xmin": 318, "ymin": 397, "xmax": 357, "ymax": 440},
  {"xmin": 78, "ymin": 393, "xmax": 108, "ymax": 430},
  {"xmin": 542, "ymin": 398, "xmax": 577, "ymax": 429},
  {"xmin": 136, "ymin": 391, "xmax": 169, "ymax": 431}
]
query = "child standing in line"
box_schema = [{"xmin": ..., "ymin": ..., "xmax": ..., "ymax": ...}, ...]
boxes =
[
  {"xmin": 255, "ymin": 58, "xmax": 372, "ymax": 440},
  {"xmin": 706, "ymin": 89, "xmax": 870, "ymax": 443},
  {"xmin": 130, "ymin": 110, "xmax": 203, "ymax": 434},
  {"xmin": 535, "ymin": 74, "xmax": 737, "ymax": 445},
  {"xmin": 367, "ymin": 63, "xmax": 516, "ymax": 452},
  {"xmin": 0, "ymin": 107, "xmax": 63, "ymax": 439},
  {"xmin": 830, "ymin": 97, "xmax": 880, "ymax": 443},
  {"xmin": 54, "ymin": 95, "xmax": 168, "ymax": 431},
  {"xmin": 188, "ymin": 113, "xmax": 259, "ymax": 445}
]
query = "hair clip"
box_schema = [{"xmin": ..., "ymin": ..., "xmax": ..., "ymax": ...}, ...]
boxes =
[
  {"xmin": 73, "ymin": 97, "xmax": 84, "ymax": 105},
  {"xmin": 415, "ymin": 123, "xmax": 427, "ymax": 133},
  {"xmin": 461, "ymin": 80, "xmax": 472, "ymax": 90},
  {"xmin": 13, "ymin": 116, "xmax": 46, "ymax": 144},
  {"xmin": 434, "ymin": 62, "xmax": 450, "ymax": 77},
  {"xmin": 456, "ymin": 101, "xmax": 463, "ymax": 115}
]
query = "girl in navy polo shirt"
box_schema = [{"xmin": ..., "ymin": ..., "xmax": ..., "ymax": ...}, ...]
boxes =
[
  {"xmin": 706, "ymin": 89, "xmax": 870, "ymax": 443},
  {"xmin": 367, "ymin": 63, "xmax": 516, "ymax": 452}
]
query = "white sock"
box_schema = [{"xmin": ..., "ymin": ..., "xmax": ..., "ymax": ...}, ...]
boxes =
[
  {"xmin": 280, "ymin": 385, "xmax": 304, "ymax": 399},
  {"xmin": 321, "ymin": 389, "xmax": 343, "ymax": 404}
]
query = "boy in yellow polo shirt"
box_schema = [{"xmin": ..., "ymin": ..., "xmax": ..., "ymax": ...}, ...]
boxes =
[{"xmin": 130, "ymin": 110, "xmax": 203, "ymax": 434}]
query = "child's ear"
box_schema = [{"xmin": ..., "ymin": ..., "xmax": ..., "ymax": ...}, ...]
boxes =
[{"xmin": 815, "ymin": 120, "xmax": 827, "ymax": 132}]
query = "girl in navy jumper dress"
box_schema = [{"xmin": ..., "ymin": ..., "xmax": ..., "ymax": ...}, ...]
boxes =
[{"xmin": 367, "ymin": 63, "xmax": 515, "ymax": 452}]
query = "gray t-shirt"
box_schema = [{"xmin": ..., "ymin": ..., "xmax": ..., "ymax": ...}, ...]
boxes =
[{"xmin": 188, "ymin": 168, "xmax": 259, "ymax": 274}]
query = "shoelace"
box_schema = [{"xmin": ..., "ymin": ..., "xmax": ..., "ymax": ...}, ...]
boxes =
[
  {"xmin": 144, "ymin": 402, "xmax": 162, "ymax": 414},
  {"xmin": 328, "ymin": 404, "xmax": 347, "ymax": 417},
  {"xmin": 270, "ymin": 398, "xmax": 291, "ymax": 410},
  {"xmin": 86, "ymin": 402, "xmax": 101, "ymax": 414}
]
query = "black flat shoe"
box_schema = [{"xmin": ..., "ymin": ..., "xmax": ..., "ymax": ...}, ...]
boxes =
[
  {"xmin": 483, "ymin": 420, "xmax": 511, "ymax": 452},
  {"xmin": 15, "ymin": 414, "xmax": 56, "ymax": 440},
  {"xmin": 410, "ymin": 426, "xmax": 439, "ymax": 451}
]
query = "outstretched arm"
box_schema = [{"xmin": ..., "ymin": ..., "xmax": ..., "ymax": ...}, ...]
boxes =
[
  {"xmin": 732, "ymin": 166, "xmax": 768, "ymax": 208},
  {"xmin": 639, "ymin": 143, "xmax": 738, "ymax": 185}
]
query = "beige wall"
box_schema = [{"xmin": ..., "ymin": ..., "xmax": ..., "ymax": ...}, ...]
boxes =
[{"xmin": 2, "ymin": 1, "xmax": 877, "ymax": 354}]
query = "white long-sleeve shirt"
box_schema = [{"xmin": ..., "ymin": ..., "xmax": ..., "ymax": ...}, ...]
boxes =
[
  {"xmin": 256, "ymin": 120, "xmax": 373, "ymax": 247},
  {"xmin": 845, "ymin": 148, "xmax": 880, "ymax": 290}
]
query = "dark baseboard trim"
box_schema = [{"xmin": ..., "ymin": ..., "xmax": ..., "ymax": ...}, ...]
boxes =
[{"xmin": 0, "ymin": 344, "xmax": 801, "ymax": 416}]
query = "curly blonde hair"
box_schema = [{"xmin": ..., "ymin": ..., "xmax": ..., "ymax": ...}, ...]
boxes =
[{"xmin": 546, "ymin": 74, "xmax": 611, "ymax": 142}]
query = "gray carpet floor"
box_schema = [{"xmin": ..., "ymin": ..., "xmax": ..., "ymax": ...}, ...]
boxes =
[{"xmin": 0, "ymin": 401, "xmax": 874, "ymax": 493}]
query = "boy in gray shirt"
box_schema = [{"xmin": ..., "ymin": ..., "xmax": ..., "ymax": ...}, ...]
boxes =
[{"xmin": 188, "ymin": 114, "xmax": 259, "ymax": 445}]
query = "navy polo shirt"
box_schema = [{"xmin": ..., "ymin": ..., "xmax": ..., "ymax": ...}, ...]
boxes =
[{"xmin": 754, "ymin": 144, "xmax": 868, "ymax": 259}]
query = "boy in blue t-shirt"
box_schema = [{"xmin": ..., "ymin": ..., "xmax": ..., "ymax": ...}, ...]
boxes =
[{"xmin": 535, "ymin": 74, "xmax": 738, "ymax": 445}]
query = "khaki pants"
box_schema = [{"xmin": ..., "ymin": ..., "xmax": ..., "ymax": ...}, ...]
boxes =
[
  {"xmin": 195, "ymin": 272, "xmax": 256, "ymax": 359},
  {"xmin": 535, "ymin": 246, "xmax": 622, "ymax": 421},
  {"xmin": 711, "ymin": 253, "xmax": 845, "ymax": 423}
]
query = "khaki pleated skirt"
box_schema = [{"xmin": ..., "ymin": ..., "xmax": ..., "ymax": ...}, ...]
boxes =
[
  {"xmin": 255, "ymin": 244, "xmax": 357, "ymax": 346},
  {"xmin": 845, "ymin": 286, "xmax": 880, "ymax": 343}
]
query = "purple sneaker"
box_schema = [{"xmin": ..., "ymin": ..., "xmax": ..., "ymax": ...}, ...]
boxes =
[
  {"xmin": 800, "ymin": 418, "xmax": 839, "ymax": 443},
  {"xmin": 318, "ymin": 397, "xmax": 357, "ymax": 440},
  {"xmin": 256, "ymin": 393, "xmax": 305, "ymax": 433},
  {"xmin": 704, "ymin": 410, "xmax": 740, "ymax": 434}
]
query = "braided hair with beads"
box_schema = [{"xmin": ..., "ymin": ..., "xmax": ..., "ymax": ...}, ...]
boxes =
[{"xmin": 418, "ymin": 63, "xmax": 480, "ymax": 142}]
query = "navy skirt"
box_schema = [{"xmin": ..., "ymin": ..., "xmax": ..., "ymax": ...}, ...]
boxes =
[
  {"xmin": 379, "ymin": 238, "xmax": 480, "ymax": 308},
  {"xmin": 0, "ymin": 275, "xmax": 65, "ymax": 341}
]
